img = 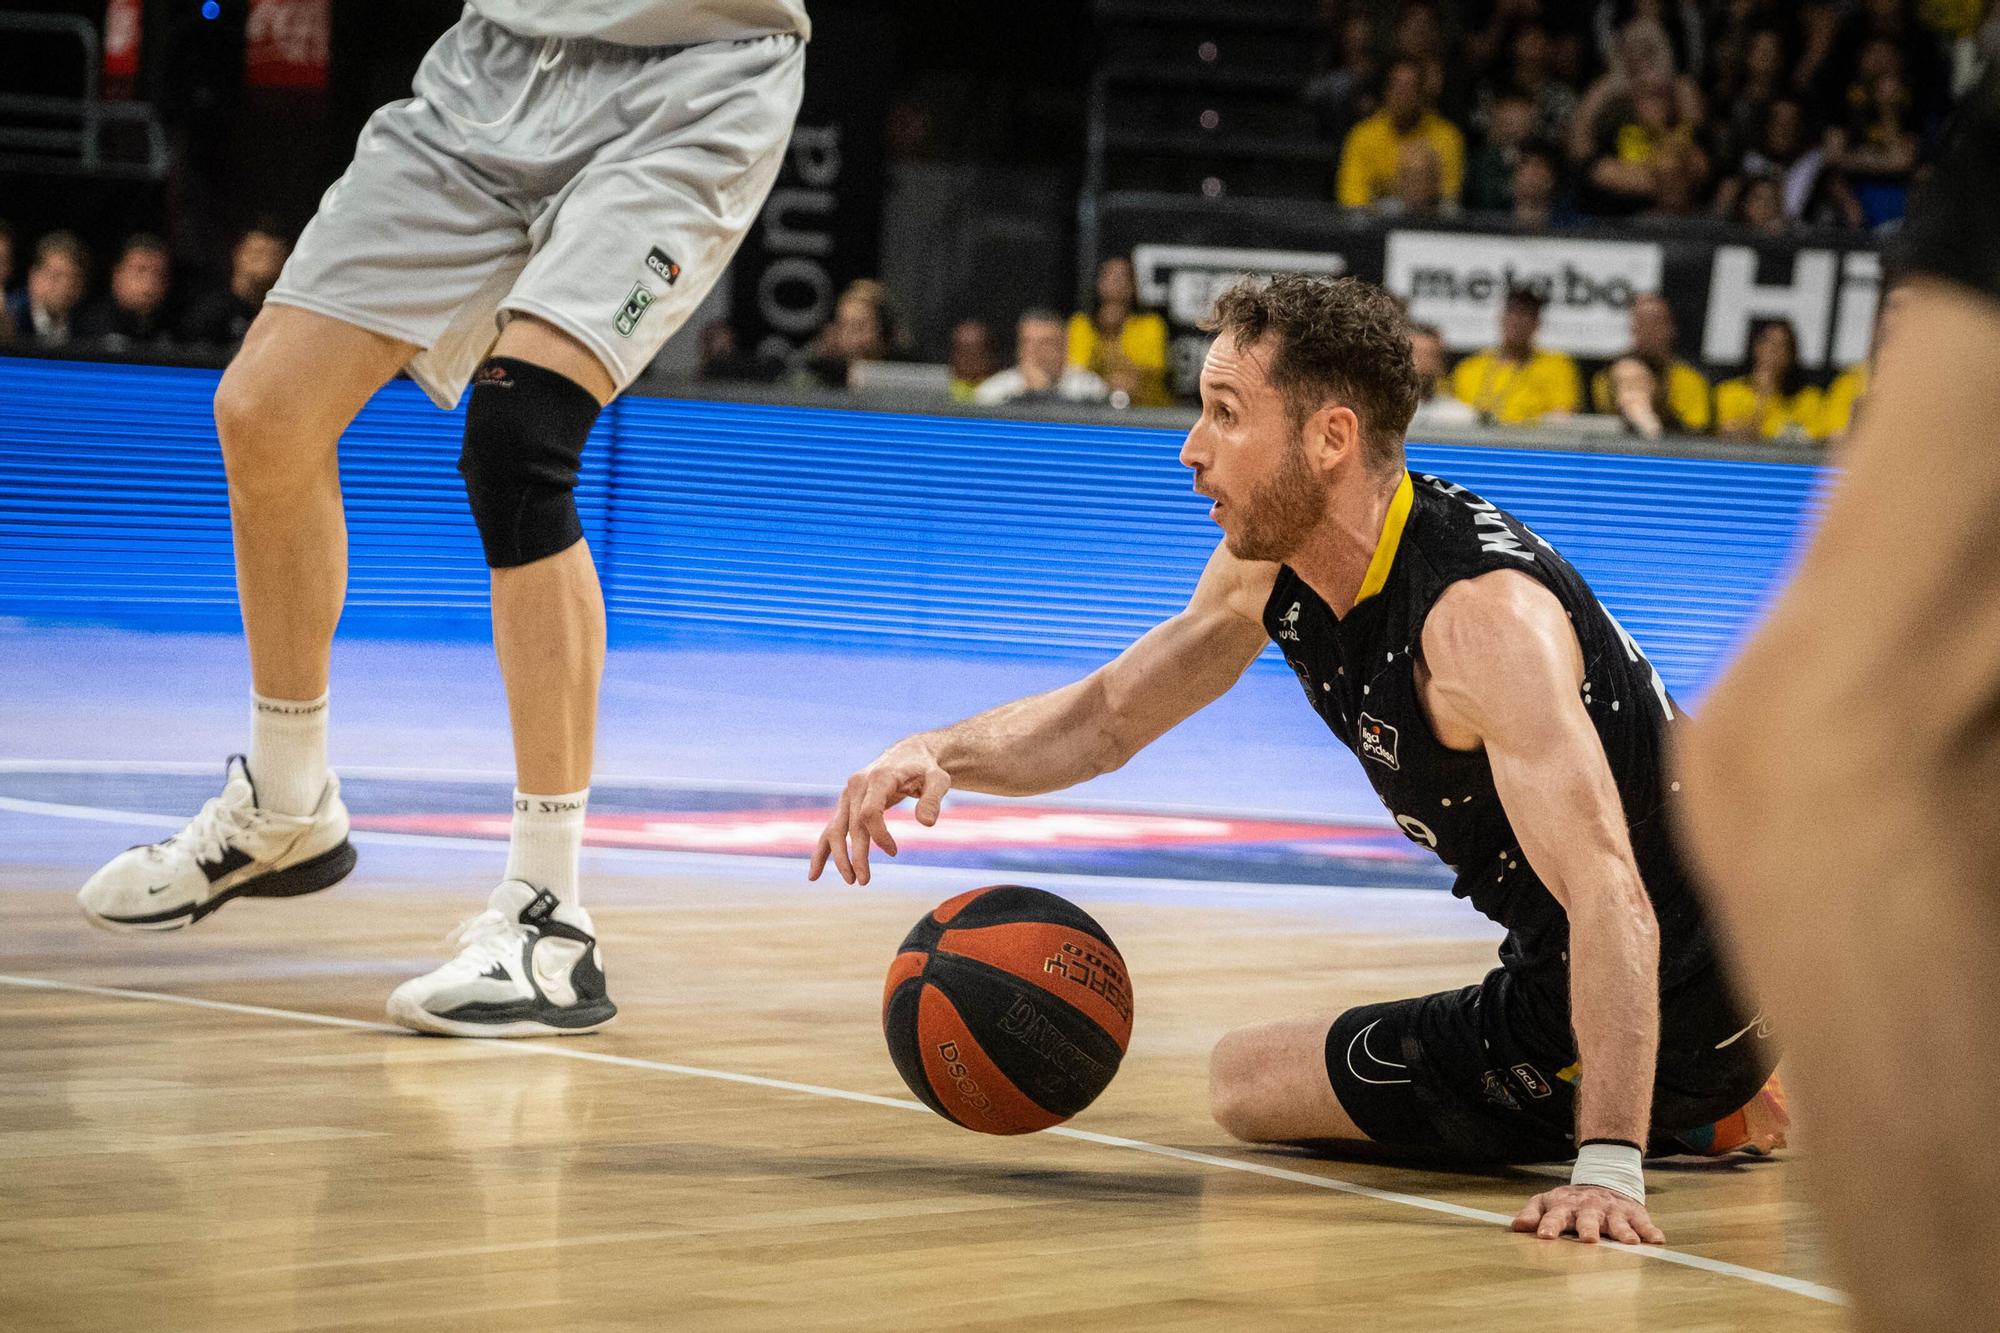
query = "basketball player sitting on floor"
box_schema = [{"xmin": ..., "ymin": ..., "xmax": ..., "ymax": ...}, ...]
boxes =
[{"xmin": 813, "ymin": 275, "xmax": 1787, "ymax": 1246}]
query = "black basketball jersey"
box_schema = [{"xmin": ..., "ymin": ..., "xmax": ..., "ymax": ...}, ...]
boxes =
[{"xmin": 1264, "ymin": 471, "xmax": 1713, "ymax": 987}]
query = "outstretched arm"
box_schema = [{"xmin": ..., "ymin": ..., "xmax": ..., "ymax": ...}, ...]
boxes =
[
  {"xmin": 810, "ymin": 543, "xmax": 1276, "ymax": 884},
  {"xmin": 1422, "ymin": 572, "xmax": 1665, "ymax": 1244}
]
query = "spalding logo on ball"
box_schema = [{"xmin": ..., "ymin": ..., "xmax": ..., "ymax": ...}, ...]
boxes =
[{"xmin": 882, "ymin": 884, "xmax": 1133, "ymax": 1134}]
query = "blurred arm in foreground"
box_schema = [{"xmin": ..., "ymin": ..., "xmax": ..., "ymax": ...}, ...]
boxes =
[{"xmin": 1674, "ymin": 65, "xmax": 2000, "ymax": 1332}]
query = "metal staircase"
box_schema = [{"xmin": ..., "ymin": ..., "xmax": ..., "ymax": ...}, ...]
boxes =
[
  {"xmin": 1081, "ymin": 0, "xmax": 1331, "ymax": 287},
  {"xmin": 0, "ymin": 11, "xmax": 168, "ymax": 182}
]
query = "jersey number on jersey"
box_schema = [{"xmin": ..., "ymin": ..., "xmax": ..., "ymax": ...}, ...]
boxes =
[{"xmin": 1601, "ymin": 606, "xmax": 1675, "ymax": 720}]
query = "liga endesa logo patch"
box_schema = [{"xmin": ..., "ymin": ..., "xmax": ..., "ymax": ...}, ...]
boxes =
[
  {"xmin": 1358, "ymin": 713, "xmax": 1401, "ymax": 770},
  {"xmin": 615, "ymin": 283, "xmax": 653, "ymax": 337}
]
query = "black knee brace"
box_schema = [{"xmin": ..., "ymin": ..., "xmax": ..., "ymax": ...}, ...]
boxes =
[{"xmin": 458, "ymin": 356, "xmax": 603, "ymax": 568}]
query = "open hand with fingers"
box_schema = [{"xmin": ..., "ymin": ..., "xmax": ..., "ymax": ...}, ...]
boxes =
[
  {"xmin": 1512, "ymin": 1185, "xmax": 1666, "ymax": 1245},
  {"xmin": 808, "ymin": 741, "xmax": 954, "ymax": 885}
]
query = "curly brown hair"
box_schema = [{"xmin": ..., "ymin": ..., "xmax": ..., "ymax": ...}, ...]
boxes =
[{"xmin": 1202, "ymin": 274, "xmax": 1420, "ymax": 474}]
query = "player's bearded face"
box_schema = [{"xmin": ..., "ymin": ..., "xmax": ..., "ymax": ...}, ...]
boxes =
[{"xmin": 1227, "ymin": 427, "xmax": 1322, "ymax": 562}]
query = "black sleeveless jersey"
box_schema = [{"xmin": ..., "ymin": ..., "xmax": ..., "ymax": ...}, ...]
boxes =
[{"xmin": 1264, "ymin": 471, "xmax": 1713, "ymax": 988}]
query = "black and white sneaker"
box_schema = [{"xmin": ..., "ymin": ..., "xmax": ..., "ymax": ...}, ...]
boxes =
[
  {"xmin": 387, "ymin": 881, "xmax": 616, "ymax": 1037},
  {"xmin": 78, "ymin": 755, "xmax": 355, "ymax": 932}
]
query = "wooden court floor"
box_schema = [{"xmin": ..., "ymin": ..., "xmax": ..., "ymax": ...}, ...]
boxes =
[{"xmin": 0, "ymin": 854, "xmax": 1844, "ymax": 1331}]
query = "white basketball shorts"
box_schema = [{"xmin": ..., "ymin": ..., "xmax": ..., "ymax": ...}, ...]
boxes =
[{"xmin": 269, "ymin": 14, "xmax": 803, "ymax": 407}]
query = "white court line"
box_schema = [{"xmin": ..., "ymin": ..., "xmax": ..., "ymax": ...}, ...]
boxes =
[
  {"xmin": 0, "ymin": 972, "xmax": 1842, "ymax": 1307},
  {"xmin": 0, "ymin": 757, "xmax": 1395, "ymax": 826},
  {"xmin": 0, "ymin": 792, "xmax": 1478, "ymax": 913}
]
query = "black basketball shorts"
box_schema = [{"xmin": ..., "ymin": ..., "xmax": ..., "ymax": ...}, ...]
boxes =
[{"xmin": 1324, "ymin": 959, "xmax": 1778, "ymax": 1163}]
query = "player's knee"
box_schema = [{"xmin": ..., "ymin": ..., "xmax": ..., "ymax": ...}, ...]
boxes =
[
  {"xmin": 1208, "ymin": 1029, "xmax": 1276, "ymax": 1142},
  {"xmin": 214, "ymin": 364, "xmax": 316, "ymax": 492},
  {"xmin": 458, "ymin": 356, "xmax": 603, "ymax": 569},
  {"xmin": 213, "ymin": 367, "xmax": 293, "ymax": 479}
]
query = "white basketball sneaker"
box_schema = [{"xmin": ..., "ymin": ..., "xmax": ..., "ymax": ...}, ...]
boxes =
[
  {"xmin": 387, "ymin": 881, "xmax": 616, "ymax": 1037},
  {"xmin": 78, "ymin": 755, "xmax": 356, "ymax": 932}
]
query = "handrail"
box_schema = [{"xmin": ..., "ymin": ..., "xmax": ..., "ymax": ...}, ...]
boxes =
[
  {"xmin": 1078, "ymin": 64, "xmax": 1112, "ymax": 310},
  {"xmin": 0, "ymin": 10, "xmax": 168, "ymax": 181}
]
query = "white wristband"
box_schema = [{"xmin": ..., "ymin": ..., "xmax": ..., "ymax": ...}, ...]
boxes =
[{"xmin": 1571, "ymin": 1142, "xmax": 1645, "ymax": 1203}]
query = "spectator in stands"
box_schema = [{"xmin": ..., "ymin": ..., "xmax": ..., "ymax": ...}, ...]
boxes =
[
  {"xmin": 1605, "ymin": 354, "xmax": 1682, "ymax": 439},
  {"xmin": 1067, "ymin": 255, "xmax": 1170, "ymax": 407},
  {"xmin": 1580, "ymin": 72, "xmax": 1709, "ymax": 215},
  {"xmin": 1473, "ymin": 21, "xmax": 1581, "ymax": 146},
  {"xmin": 1726, "ymin": 172, "xmax": 1793, "ymax": 233},
  {"xmin": 1570, "ymin": 18, "xmax": 1707, "ymax": 211},
  {"xmin": 697, "ymin": 320, "xmax": 737, "ymax": 378},
  {"xmin": 0, "ymin": 222, "xmax": 15, "ymax": 342},
  {"xmin": 1715, "ymin": 97, "xmax": 1863, "ymax": 228},
  {"xmin": 1792, "ymin": 1, "xmax": 1847, "ymax": 108},
  {"xmin": 1575, "ymin": 16, "xmax": 1706, "ymax": 138},
  {"xmin": 1591, "ymin": 0, "xmax": 1707, "ymax": 82},
  {"xmin": 1407, "ymin": 322, "xmax": 1479, "ymax": 431},
  {"xmin": 1463, "ymin": 0, "xmax": 1546, "ymax": 85},
  {"xmin": 76, "ymin": 234, "xmax": 176, "ymax": 351},
  {"xmin": 1390, "ymin": 1, "xmax": 1453, "ymax": 113},
  {"xmin": 1635, "ymin": 135, "xmax": 1710, "ymax": 220},
  {"xmin": 1701, "ymin": 1, "xmax": 1757, "ymax": 106},
  {"xmin": 1382, "ymin": 140, "xmax": 1451, "ymax": 218},
  {"xmin": 1817, "ymin": 350, "xmax": 1869, "ymax": 444},
  {"xmin": 695, "ymin": 319, "xmax": 780, "ymax": 384},
  {"xmin": 1719, "ymin": 27, "xmax": 1790, "ymax": 165},
  {"xmin": 794, "ymin": 278, "xmax": 904, "ymax": 390},
  {"xmin": 1822, "ymin": 36, "xmax": 1921, "ymax": 225},
  {"xmin": 1336, "ymin": 58, "xmax": 1465, "ymax": 210},
  {"xmin": 5, "ymin": 231, "xmax": 89, "ymax": 349},
  {"xmin": 1817, "ymin": 284, "xmax": 1904, "ymax": 445},
  {"xmin": 1466, "ymin": 91, "xmax": 1536, "ymax": 212},
  {"xmin": 1815, "ymin": 0, "xmax": 1952, "ymax": 136},
  {"xmin": 1304, "ymin": 11, "xmax": 1381, "ymax": 145},
  {"xmin": 1509, "ymin": 141, "xmax": 1572, "ymax": 228},
  {"xmin": 974, "ymin": 309, "xmax": 1109, "ymax": 406},
  {"xmin": 179, "ymin": 224, "xmax": 288, "ymax": 350},
  {"xmin": 949, "ymin": 319, "xmax": 998, "ymax": 403},
  {"xmin": 1590, "ymin": 292, "xmax": 1711, "ymax": 431},
  {"xmin": 1708, "ymin": 1, "xmax": 1838, "ymax": 112},
  {"xmin": 1447, "ymin": 286, "xmax": 1582, "ymax": 424},
  {"xmin": 1715, "ymin": 318, "xmax": 1822, "ymax": 441}
]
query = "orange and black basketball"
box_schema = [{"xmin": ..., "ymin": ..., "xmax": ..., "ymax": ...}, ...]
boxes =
[{"xmin": 883, "ymin": 884, "xmax": 1134, "ymax": 1135}]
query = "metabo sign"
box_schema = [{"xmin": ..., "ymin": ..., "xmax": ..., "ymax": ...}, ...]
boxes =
[
  {"xmin": 1098, "ymin": 199, "xmax": 1885, "ymax": 387},
  {"xmin": 1385, "ymin": 232, "xmax": 1663, "ymax": 358}
]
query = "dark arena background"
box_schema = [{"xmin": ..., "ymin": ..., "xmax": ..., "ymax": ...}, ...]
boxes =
[{"xmin": 3, "ymin": 0, "xmax": 1977, "ymax": 1326}]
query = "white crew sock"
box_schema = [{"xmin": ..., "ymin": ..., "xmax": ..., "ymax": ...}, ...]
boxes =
[
  {"xmin": 249, "ymin": 691, "xmax": 329, "ymax": 816},
  {"xmin": 504, "ymin": 788, "xmax": 589, "ymax": 905}
]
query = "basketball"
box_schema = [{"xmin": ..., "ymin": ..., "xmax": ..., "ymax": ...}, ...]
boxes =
[{"xmin": 882, "ymin": 885, "xmax": 1134, "ymax": 1135}]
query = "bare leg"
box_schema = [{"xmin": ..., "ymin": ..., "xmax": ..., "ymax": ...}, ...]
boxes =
[
  {"xmin": 482, "ymin": 316, "xmax": 615, "ymax": 794},
  {"xmin": 1210, "ymin": 1015, "xmax": 1373, "ymax": 1145},
  {"xmin": 215, "ymin": 304, "xmax": 416, "ymax": 699},
  {"xmin": 1677, "ymin": 280, "xmax": 2000, "ymax": 1328}
]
